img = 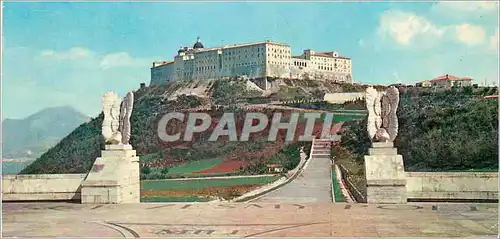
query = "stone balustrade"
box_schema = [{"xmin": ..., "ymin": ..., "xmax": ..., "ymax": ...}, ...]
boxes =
[
  {"xmin": 2, "ymin": 174, "xmax": 86, "ymax": 201},
  {"xmin": 406, "ymin": 172, "xmax": 498, "ymax": 201}
]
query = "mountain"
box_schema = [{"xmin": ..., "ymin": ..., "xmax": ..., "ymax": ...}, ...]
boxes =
[{"xmin": 2, "ymin": 106, "xmax": 90, "ymax": 159}]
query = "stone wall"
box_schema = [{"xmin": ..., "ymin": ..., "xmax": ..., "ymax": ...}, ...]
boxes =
[
  {"xmin": 150, "ymin": 62, "xmax": 175, "ymax": 85},
  {"xmin": 323, "ymin": 92, "xmax": 365, "ymax": 104},
  {"xmin": 2, "ymin": 174, "xmax": 86, "ymax": 201},
  {"xmin": 2, "ymin": 145, "xmax": 140, "ymax": 204},
  {"xmin": 406, "ymin": 172, "xmax": 498, "ymax": 201}
]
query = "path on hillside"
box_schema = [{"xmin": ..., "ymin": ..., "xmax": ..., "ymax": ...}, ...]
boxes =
[
  {"xmin": 203, "ymin": 103, "xmax": 367, "ymax": 116},
  {"xmin": 252, "ymin": 138, "xmax": 335, "ymax": 203},
  {"xmin": 251, "ymin": 122, "xmax": 345, "ymax": 203}
]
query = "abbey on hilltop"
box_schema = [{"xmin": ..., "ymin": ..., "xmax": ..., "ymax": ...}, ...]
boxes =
[{"xmin": 150, "ymin": 37, "xmax": 353, "ymax": 85}]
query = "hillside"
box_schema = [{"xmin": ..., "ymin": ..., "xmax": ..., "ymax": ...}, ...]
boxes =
[
  {"xmin": 2, "ymin": 106, "xmax": 90, "ymax": 159},
  {"xmin": 140, "ymin": 77, "xmax": 375, "ymax": 103},
  {"xmin": 21, "ymin": 78, "xmax": 366, "ymax": 175},
  {"xmin": 21, "ymin": 80, "xmax": 498, "ymax": 176},
  {"xmin": 338, "ymin": 86, "xmax": 499, "ymax": 172}
]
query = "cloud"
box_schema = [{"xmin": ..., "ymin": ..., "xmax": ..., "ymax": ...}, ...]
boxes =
[
  {"xmin": 100, "ymin": 52, "xmax": 151, "ymax": 70},
  {"xmin": 39, "ymin": 47, "xmax": 94, "ymax": 60},
  {"xmin": 371, "ymin": 7, "xmax": 498, "ymax": 87},
  {"xmin": 35, "ymin": 47, "xmax": 155, "ymax": 72},
  {"xmin": 378, "ymin": 10, "xmax": 446, "ymax": 46},
  {"xmin": 431, "ymin": 1, "xmax": 499, "ymax": 16},
  {"xmin": 490, "ymin": 28, "xmax": 499, "ymax": 51},
  {"xmin": 378, "ymin": 10, "xmax": 491, "ymax": 48},
  {"xmin": 454, "ymin": 24, "xmax": 486, "ymax": 45}
]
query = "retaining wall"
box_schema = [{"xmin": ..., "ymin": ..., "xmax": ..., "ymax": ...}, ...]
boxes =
[
  {"xmin": 2, "ymin": 174, "xmax": 86, "ymax": 201},
  {"xmin": 323, "ymin": 92, "xmax": 365, "ymax": 104},
  {"xmin": 406, "ymin": 172, "xmax": 498, "ymax": 201}
]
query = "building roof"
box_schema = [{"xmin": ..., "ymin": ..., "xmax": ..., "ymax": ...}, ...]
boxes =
[
  {"xmin": 185, "ymin": 40, "xmax": 290, "ymax": 54},
  {"xmin": 266, "ymin": 164, "xmax": 282, "ymax": 168},
  {"xmin": 313, "ymin": 53, "xmax": 331, "ymax": 57},
  {"xmin": 193, "ymin": 37, "xmax": 204, "ymax": 49},
  {"xmin": 311, "ymin": 52, "xmax": 350, "ymax": 59},
  {"xmin": 152, "ymin": 60, "xmax": 174, "ymax": 68},
  {"xmin": 430, "ymin": 74, "xmax": 473, "ymax": 82}
]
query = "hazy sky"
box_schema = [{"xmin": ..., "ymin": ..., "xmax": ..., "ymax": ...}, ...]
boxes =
[{"xmin": 2, "ymin": 1, "xmax": 499, "ymax": 119}]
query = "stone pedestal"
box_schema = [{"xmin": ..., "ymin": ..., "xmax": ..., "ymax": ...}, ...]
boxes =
[
  {"xmin": 81, "ymin": 144, "xmax": 140, "ymax": 204},
  {"xmin": 364, "ymin": 142, "xmax": 407, "ymax": 204}
]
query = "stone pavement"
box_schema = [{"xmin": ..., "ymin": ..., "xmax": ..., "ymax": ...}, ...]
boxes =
[
  {"xmin": 2, "ymin": 202, "xmax": 498, "ymax": 237},
  {"xmin": 253, "ymin": 139, "xmax": 333, "ymax": 203}
]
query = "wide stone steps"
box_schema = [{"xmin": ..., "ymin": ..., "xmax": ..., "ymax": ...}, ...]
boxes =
[
  {"xmin": 310, "ymin": 138, "xmax": 333, "ymax": 160},
  {"xmin": 313, "ymin": 144, "xmax": 331, "ymax": 148},
  {"xmin": 311, "ymin": 154, "xmax": 331, "ymax": 159},
  {"xmin": 313, "ymin": 150, "xmax": 330, "ymax": 153},
  {"xmin": 312, "ymin": 150, "xmax": 330, "ymax": 154}
]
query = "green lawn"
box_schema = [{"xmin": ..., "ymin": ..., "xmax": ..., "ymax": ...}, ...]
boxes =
[
  {"xmin": 141, "ymin": 176, "xmax": 279, "ymax": 190},
  {"xmin": 332, "ymin": 109, "xmax": 367, "ymax": 113},
  {"xmin": 331, "ymin": 167, "xmax": 346, "ymax": 202},
  {"xmin": 166, "ymin": 158, "xmax": 224, "ymax": 176},
  {"xmin": 314, "ymin": 113, "xmax": 364, "ymax": 124},
  {"xmin": 332, "ymin": 114, "xmax": 365, "ymax": 123}
]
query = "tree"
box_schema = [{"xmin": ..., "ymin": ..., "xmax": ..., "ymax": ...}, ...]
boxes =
[
  {"xmin": 462, "ymin": 86, "xmax": 473, "ymax": 95},
  {"xmin": 141, "ymin": 165, "xmax": 151, "ymax": 175},
  {"xmin": 160, "ymin": 166, "xmax": 169, "ymax": 175}
]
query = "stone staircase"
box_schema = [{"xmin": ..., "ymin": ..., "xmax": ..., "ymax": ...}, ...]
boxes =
[{"xmin": 310, "ymin": 138, "xmax": 332, "ymax": 160}]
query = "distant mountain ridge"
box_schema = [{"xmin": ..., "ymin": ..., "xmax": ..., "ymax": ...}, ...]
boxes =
[{"xmin": 2, "ymin": 106, "xmax": 90, "ymax": 159}]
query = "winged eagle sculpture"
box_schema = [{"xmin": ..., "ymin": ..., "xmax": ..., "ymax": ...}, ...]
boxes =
[
  {"xmin": 101, "ymin": 91, "xmax": 134, "ymax": 145},
  {"xmin": 365, "ymin": 86, "xmax": 399, "ymax": 142}
]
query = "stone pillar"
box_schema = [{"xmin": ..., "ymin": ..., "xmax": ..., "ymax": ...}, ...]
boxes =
[
  {"xmin": 364, "ymin": 142, "xmax": 407, "ymax": 204},
  {"xmin": 81, "ymin": 145, "xmax": 140, "ymax": 204}
]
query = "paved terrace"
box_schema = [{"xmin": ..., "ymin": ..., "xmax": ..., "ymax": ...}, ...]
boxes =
[{"xmin": 2, "ymin": 202, "xmax": 498, "ymax": 237}]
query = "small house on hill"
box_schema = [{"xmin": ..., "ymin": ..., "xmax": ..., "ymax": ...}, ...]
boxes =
[
  {"xmin": 416, "ymin": 80, "xmax": 432, "ymax": 88},
  {"xmin": 267, "ymin": 164, "xmax": 284, "ymax": 173},
  {"xmin": 429, "ymin": 74, "xmax": 473, "ymax": 88}
]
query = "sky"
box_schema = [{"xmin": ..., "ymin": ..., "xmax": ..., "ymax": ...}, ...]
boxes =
[{"xmin": 2, "ymin": 1, "xmax": 499, "ymax": 119}]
